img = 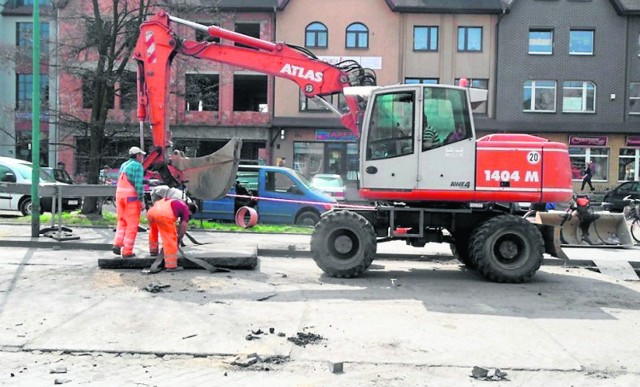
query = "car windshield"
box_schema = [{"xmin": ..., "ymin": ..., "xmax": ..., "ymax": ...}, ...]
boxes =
[
  {"xmin": 312, "ymin": 176, "xmax": 344, "ymax": 188},
  {"xmin": 292, "ymin": 170, "xmax": 312, "ymax": 188},
  {"xmin": 13, "ymin": 163, "xmax": 57, "ymax": 183}
]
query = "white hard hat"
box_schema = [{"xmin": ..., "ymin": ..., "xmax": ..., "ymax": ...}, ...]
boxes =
[{"xmin": 129, "ymin": 146, "xmax": 146, "ymax": 156}]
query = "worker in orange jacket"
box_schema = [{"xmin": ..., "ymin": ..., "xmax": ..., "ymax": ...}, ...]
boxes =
[
  {"xmin": 112, "ymin": 146, "xmax": 146, "ymax": 258},
  {"xmin": 147, "ymin": 198, "xmax": 197, "ymax": 271}
]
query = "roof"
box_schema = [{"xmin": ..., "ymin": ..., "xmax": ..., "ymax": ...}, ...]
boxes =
[
  {"xmin": 609, "ymin": 0, "xmax": 640, "ymax": 15},
  {"xmin": 384, "ymin": 0, "xmax": 507, "ymax": 14},
  {"xmin": 215, "ymin": 0, "xmax": 285, "ymax": 11}
]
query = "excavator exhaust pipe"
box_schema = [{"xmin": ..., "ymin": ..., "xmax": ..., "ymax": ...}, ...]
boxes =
[
  {"xmin": 533, "ymin": 211, "xmax": 633, "ymax": 251},
  {"xmin": 169, "ymin": 137, "xmax": 242, "ymax": 200}
]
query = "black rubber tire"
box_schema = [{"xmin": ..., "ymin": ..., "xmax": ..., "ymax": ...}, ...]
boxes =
[
  {"xmin": 631, "ymin": 220, "xmax": 640, "ymax": 244},
  {"xmin": 450, "ymin": 229, "xmax": 475, "ymax": 268},
  {"xmin": 310, "ymin": 210, "xmax": 376, "ymax": 278},
  {"xmin": 20, "ymin": 197, "xmax": 32, "ymax": 216},
  {"xmin": 469, "ymin": 214, "xmax": 544, "ymax": 283},
  {"xmin": 295, "ymin": 210, "xmax": 320, "ymax": 226}
]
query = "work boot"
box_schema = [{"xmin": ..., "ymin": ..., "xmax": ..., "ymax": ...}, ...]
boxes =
[
  {"xmin": 165, "ymin": 266, "xmax": 184, "ymax": 272},
  {"xmin": 581, "ymin": 235, "xmax": 594, "ymax": 245},
  {"xmin": 150, "ymin": 251, "xmax": 158, "ymax": 257},
  {"xmin": 112, "ymin": 246, "xmax": 121, "ymax": 255},
  {"xmin": 122, "ymin": 253, "xmax": 136, "ymax": 258}
]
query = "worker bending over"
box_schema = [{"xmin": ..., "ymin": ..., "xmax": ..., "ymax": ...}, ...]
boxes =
[{"xmin": 147, "ymin": 198, "xmax": 197, "ymax": 271}]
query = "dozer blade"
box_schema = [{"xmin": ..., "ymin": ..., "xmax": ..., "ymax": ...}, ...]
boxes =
[
  {"xmin": 169, "ymin": 137, "xmax": 242, "ymax": 200},
  {"xmin": 534, "ymin": 211, "xmax": 634, "ymax": 248}
]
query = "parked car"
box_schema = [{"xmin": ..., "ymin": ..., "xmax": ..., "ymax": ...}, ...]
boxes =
[
  {"xmin": 0, "ymin": 156, "xmax": 82, "ymax": 216},
  {"xmin": 310, "ymin": 174, "xmax": 346, "ymax": 201},
  {"xmin": 602, "ymin": 181, "xmax": 640, "ymax": 212},
  {"xmin": 43, "ymin": 167, "xmax": 74, "ymax": 184},
  {"xmin": 194, "ymin": 165, "xmax": 336, "ymax": 225}
]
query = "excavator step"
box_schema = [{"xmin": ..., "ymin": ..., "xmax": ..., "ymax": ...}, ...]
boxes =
[{"xmin": 98, "ymin": 248, "xmax": 258, "ymax": 271}]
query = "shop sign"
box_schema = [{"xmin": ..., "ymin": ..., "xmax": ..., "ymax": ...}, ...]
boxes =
[
  {"xmin": 569, "ymin": 135, "xmax": 608, "ymax": 147},
  {"xmin": 315, "ymin": 130, "xmax": 357, "ymax": 142},
  {"xmin": 626, "ymin": 136, "xmax": 640, "ymax": 147}
]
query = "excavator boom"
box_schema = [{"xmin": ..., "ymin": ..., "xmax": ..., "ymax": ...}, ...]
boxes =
[{"xmin": 132, "ymin": 11, "xmax": 375, "ymax": 199}]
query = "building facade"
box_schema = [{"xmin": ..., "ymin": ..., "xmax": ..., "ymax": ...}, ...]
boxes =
[{"xmin": 494, "ymin": 0, "xmax": 640, "ymax": 192}]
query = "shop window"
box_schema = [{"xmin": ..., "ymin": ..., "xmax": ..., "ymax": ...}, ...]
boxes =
[
  {"xmin": 529, "ymin": 29, "xmax": 553, "ymax": 55},
  {"xmin": 619, "ymin": 149, "xmax": 639, "ymax": 181},
  {"xmin": 523, "ymin": 80, "xmax": 556, "ymax": 112},
  {"xmin": 305, "ymin": 22, "xmax": 327, "ymax": 48},
  {"xmin": 413, "ymin": 26, "xmax": 438, "ymax": 51},
  {"xmin": 569, "ymin": 29, "xmax": 594, "ymax": 55},
  {"xmin": 569, "ymin": 146, "xmax": 608, "ymax": 181},
  {"xmin": 233, "ymin": 74, "xmax": 267, "ymax": 112},
  {"xmin": 185, "ymin": 73, "xmax": 219, "ymax": 111},
  {"xmin": 457, "ymin": 26, "xmax": 482, "ymax": 52},
  {"xmin": 562, "ymin": 81, "xmax": 595, "ymax": 113}
]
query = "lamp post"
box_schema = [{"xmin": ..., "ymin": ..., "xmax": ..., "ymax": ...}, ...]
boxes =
[{"xmin": 30, "ymin": 0, "xmax": 41, "ymax": 237}]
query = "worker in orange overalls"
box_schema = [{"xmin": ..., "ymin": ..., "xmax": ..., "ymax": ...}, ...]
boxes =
[
  {"xmin": 147, "ymin": 198, "xmax": 197, "ymax": 271},
  {"xmin": 112, "ymin": 146, "xmax": 146, "ymax": 258}
]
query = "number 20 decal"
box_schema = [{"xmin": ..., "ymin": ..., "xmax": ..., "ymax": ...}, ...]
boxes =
[{"xmin": 528, "ymin": 151, "xmax": 540, "ymax": 165}]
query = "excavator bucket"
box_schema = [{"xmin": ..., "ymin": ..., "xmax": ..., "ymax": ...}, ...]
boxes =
[
  {"xmin": 169, "ymin": 137, "xmax": 242, "ymax": 200},
  {"xmin": 533, "ymin": 210, "xmax": 634, "ymax": 248}
]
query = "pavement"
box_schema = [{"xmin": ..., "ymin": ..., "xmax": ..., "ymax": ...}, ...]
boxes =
[{"xmin": 1, "ymin": 222, "xmax": 640, "ymax": 385}]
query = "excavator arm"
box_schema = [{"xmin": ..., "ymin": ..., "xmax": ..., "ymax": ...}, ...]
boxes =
[{"xmin": 132, "ymin": 10, "xmax": 375, "ymax": 199}]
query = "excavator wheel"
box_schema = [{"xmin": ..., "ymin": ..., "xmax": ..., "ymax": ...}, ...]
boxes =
[
  {"xmin": 310, "ymin": 210, "xmax": 376, "ymax": 278},
  {"xmin": 469, "ymin": 214, "xmax": 544, "ymax": 283},
  {"xmin": 450, "ymin": 229, "xmax": 475, "ymax": 269}
]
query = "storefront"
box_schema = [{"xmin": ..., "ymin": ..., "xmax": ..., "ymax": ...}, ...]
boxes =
[{"xmin": 292, "ymin": 129, "xmax": 359, "ymax": 182}]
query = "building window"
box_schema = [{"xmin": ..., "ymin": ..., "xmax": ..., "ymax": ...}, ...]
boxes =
[
  {"xmin": 16, "ymin": 22, "xmax": 49, "ymax": 53},
  {"xmin": 346, "ymin": 23, "xmax": 368, "ymax": 49},
  {"xmin": 118, "ymin": 71, "xmax": 137, "ymax": 110},
  {"xmin": 16, "ymin": 74, "xmax": 49, "ymax": 111},
  {"xmin": 82, "ymin": 74, "xmax": 114, "ymax": 109},
  {"xmin": 630, "ymin": 83, "xmax": 640, "ymax": 115},
  {"xmin": 185, "ymin": 73, "xmax": 219, "ymax": 112},
  {"xmin": 234, "ymin": 23, "xmax": 260, "ymax": 50},
  {"xmin": 523, "ymin": 80, "xmax": 556, "ymax": 112},
  {"xmin": 529, "ymin": 29, "xmax": 553, "ymax": 55},
  {"xmin": 299, "ymin": 91, "xmax": 346, "ymax": 112},
  {"xmin": 569, "ymin": 147, "xmax": 608, "ymax": 181},
  {"xmin": 413, "ymin": 26, "xmax": 438, "ymax": 51},
  {"xmin": 233, "ymin": 74, "xmax": 267, "ymax": 112},
  {"xmin": 195, "ymin": 22, "xmax": 220, "ymax": 43},
  {"xmin": 305, "ymin": 22, "xmax": 327, "ymax": 48},
  {"xmin": 619, "ymin": 149, "xmax": 640, "ymax": 181},
  {"xmin": 569, "ymin": 29, "xmax": 594, "ymax": 55},
  {"xmin": 455, "ymin": 78, "xmax": 489, "ymax": 114},
  {"xmin": 562, "ymin": 81, "xmax": 595, "ymax": 113},
  {"xmin": 405, "ymin": 78, "xmax": 439, "ymax": 84},
  {"xmin": 457, "ymin": 26, "xmax": 482, "ymax": 52},
  {"xmin": 7, "ymin": 0, "xmax": 52, "ymax": 5}
]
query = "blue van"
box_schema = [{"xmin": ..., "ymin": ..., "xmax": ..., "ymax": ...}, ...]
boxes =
[{"xmin": 195, "ymin": 165, "xmax": 337, "ymax": 225}]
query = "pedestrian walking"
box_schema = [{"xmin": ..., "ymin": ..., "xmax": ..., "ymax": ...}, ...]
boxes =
[
  {"xmin": 581, "ymin": 160, "xmax": 595, "ymax": 191},
  {"xmin": 147, "ymin": 198, "xmax": 197, "ymax": 271},
  {"xmin": 112, "ymin": 146, "xmax": 146, "ymax": 258}
]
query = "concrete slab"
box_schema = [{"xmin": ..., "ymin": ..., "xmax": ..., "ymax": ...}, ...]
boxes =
[
  {"xmin": 97, "ymin": 247, "xmax": 258, "ymax": 270},
  {"xmin": 593, "ymin": 259, "xmax": 639, "ymax": 281}
]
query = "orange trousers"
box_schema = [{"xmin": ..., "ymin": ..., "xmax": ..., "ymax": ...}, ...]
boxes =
[
  {"xmin": 147, "ymin": 199, "xmax": 178, "ymax": 269},
  {"xmin": 113, "ymin": 174, "xmax": 141, "ymax": 256}
]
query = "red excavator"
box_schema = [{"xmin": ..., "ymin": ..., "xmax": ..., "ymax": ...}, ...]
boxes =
[{"xmin": 133, "ymin": 11, "xmax": 596, "ymax": 283}]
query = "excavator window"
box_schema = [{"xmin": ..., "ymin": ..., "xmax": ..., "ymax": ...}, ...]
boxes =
[
  {"xmin": 366, "ymin": 91, "xmax": 415, "ymax": 160},
  {"xmin": 422, "ymin": 86, "xmax": 472, "ymax": 151}
]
